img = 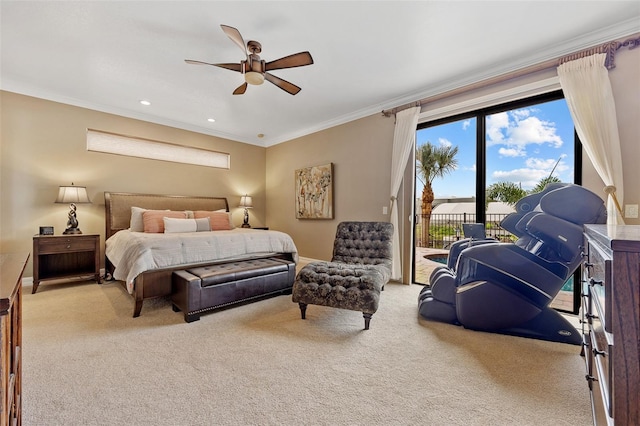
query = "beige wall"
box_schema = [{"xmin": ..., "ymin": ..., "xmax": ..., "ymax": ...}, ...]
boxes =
[
  {"xmin": 265, "ymin": 114, "xmax": 395, "ymax": 260},
  {"xmin": 0, "ymin": 91, "xmax": 267, "ymax": 276}
]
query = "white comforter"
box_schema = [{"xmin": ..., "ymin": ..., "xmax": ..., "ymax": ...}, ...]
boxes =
[{"xmin": 106, "ymin": 228, "xmax": 298, "ymax": 293}]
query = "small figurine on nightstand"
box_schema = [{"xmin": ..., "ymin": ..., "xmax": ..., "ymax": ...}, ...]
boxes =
[{"xmin": 63, "ymin": 203, "xmax": 82, "ymax": 234}]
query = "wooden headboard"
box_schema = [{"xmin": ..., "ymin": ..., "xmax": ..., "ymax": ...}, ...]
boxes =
[{"xmin": 104, "ymin": 192, "xmax": 229, "ymax": 240}]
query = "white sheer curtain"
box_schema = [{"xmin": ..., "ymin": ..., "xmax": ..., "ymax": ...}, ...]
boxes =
[
  {"xmin": 389, "ymin": 106, "xmax": 420, "ymax": 281},
  {"xmin": 557, "ymin": 54, "xmax": 625, "ymax": 224}
]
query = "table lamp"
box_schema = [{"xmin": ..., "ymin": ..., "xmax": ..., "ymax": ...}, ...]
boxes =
[
  {"xmin": 55, "ymin": 183, "xmax": 92, "ymax": 234},
  {"xmin": 239, "ymin": 195, "xmax": 253, "ymax": 228}
]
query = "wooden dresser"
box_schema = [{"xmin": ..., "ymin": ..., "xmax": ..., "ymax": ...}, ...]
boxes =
[
  {"xmin": 582, "ymin": 224, "xmax": 640, "ymax": 426},
  {"xmin": 0, "ymin": 253, "xmax": 29, "ymax": 426}
]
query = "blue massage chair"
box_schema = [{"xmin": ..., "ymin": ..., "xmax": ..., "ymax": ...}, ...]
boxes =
[{"xmin": 418, "ymin": 183, "xmax": 607, "ymax": 345}]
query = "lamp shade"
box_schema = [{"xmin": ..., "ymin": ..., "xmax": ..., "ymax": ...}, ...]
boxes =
[
  {"xmin": 239, "ymin": 195, "xmax": 253, "ymax": 208},
  {"xmin": 55, "ymin": 185, "xmax": 91, "ymax": 204}
]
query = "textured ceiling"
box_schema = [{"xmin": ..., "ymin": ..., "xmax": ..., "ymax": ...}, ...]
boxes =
[{"xmin": 2, "ymin": 1, "xmax": 639, "ymax": 147}]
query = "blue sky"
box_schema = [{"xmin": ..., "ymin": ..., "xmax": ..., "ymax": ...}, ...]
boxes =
[{"xmin": 416, "ymin": 98, "xmax": 575, "ymax": 199}]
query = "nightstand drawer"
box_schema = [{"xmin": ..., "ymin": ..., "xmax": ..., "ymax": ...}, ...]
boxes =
[{"xmin": 37, "ymin": 238, "xmax": 96, "ymax": 253}]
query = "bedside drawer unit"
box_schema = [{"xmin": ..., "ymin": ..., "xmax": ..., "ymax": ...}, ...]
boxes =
[
  {"xmin": 32, "ymin": 234, "xmax": 101, "ymax": 294},
  {"xmin": 36, "ymin": 237, "xmax": 97, "ymax": 254}
]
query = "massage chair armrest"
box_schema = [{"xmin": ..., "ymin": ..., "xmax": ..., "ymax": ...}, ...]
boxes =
[
  {"xmin": 455, "ymin": 243, "xmax": 570, "ymax": 307},
  {"xmin": 446, "ymin": 237, "xmax": 499, "ymax": 271}
]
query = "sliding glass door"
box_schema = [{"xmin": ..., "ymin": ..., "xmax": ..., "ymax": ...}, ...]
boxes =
[
  {"xmin": 414, "ymin": 117, "xmax": 477, "ymax": 285},
  {"xmin": 413, "ymin": 91, "xmax": 581, "ymax": 313}
]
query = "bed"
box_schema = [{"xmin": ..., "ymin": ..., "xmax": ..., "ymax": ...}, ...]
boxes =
[{"xmin": 104, "ymin": 192, "xmax": 298, "ymax": 317}]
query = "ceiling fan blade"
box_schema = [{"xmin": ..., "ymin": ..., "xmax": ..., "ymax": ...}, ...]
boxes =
[
  {"xmin": 233, "ymin": 82, "xmax": 248, "ymax": 95},
  {"xmin": 265, "ymin": 51, "xmax": 314, "ymax": 71},
  {"xmin": 185, "ymin": 59, "xmax": 217, "ymax": 66},
  {"xmin": 220, "ymin": 24, "xmax": 247, "ymax": 57},
  {"xmin": 264, "ymin": 73, "xmax": 301, "ymax": 95},
  {"xmin": 213, "ymin": 63, "xmax": 242, "ymax": 72},
  {"xmin": 185, "ymin": 60, "xmax": 242, "ymax": 73}
]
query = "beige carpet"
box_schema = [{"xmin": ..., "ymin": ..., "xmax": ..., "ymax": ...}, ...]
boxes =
[{"xmin": 21, "ymin": 278, "xmax": 591, "ymax": 426}]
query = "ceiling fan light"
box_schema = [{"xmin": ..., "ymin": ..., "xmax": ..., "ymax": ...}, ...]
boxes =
[{"xmin": 245, "ymin": 71, "xmax": 265, "ymax": 85}]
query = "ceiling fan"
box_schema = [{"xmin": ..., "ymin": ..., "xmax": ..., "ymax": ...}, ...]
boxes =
[{"xmin": 185, "ymin": 24, "xmax": 314, "ymax": 95}]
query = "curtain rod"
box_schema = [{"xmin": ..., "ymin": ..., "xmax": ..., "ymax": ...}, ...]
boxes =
[{"xmin": 382, "ymin": 33, "xmax": 640, "ymax": 117}]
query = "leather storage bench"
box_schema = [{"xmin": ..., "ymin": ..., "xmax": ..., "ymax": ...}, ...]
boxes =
[{"xmin": 172, "ymin": 257, "xmax": 296, "ymax": 322}]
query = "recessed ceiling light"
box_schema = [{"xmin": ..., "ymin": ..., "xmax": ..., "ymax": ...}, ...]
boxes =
[
  {"xmin": 207, "ymin": 118, "xmax": 216, "ymax": 123},
  {"xmin": 257, "ymin": 133, "xmax": 264, "ymax": 138},
  {"xmin": 139, "ymin": 100, "xmax": 151, "ymax": 106}
]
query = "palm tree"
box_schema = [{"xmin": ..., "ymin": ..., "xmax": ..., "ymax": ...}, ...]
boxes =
[
  {"xmin": 486, "ymin": 181, "xmax": 527, "ymax": 207},
  {"xmin": 530, "ymin": 175, "xmax": 562, "ymax": 194},
  {"xmin": 486, "ymin": 175, "xmax": 562, "ymax": 207},
  {"xmin": 416, "ymin": 142, "xmax": 459, "ymax": 247}
]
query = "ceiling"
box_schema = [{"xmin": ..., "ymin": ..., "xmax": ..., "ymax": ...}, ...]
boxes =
[{"xmin": 2, "ymin": 1, "xmax": 639, "ymax": 147}]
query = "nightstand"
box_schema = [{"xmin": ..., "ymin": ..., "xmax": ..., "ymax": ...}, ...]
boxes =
[{"xmin": 32, "ymin": 234, "xmax": 101, "ymax": 294}]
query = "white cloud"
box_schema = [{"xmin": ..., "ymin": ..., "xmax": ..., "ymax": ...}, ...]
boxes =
[
  {"xmin": 525, "ymin": 156, "xmax": 569, "ymax": 173},
  {"xmin": 491, "ymin": 168, "xmax": 551, "ymax": 189},
  {"xmin": 491, "ymin": 156, "xmax": 569, "ymax": 190},
  {"xmin": 438, "ymin": 137, "xmax": 452, "ymax": 148},
  {"xmin": 486, "ymin": 108, "xmax": 564, "ymax": 154},
  {"xmin": 498, "ymin": 147, "xmax": 525, "ymax": 157},
  {"xmin": 462, "ymin": 119, "xmax": 471, "ymax": 130},
  {"xmin": 486, "ymin": 112, "xmax": 509, "ymax": 145},
  {"xmin": 512, "ymin": 108, "xmax": 532, "ymax": 120},
  {"xmin": 509, "ymin": 116, "xmax": 563, "ymax": 148}
]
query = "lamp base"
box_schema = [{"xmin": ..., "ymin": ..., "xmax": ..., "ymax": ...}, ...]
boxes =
[
  {"xmin": 242, "ymin": 208, "xmax": 251, "ymax": 228},
  {"xmin": 63, "ymin": 228, "xmax": 83, "ymax": 235}
]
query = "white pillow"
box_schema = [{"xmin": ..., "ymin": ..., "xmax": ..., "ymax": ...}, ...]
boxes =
[
  {"xmin": 130, "ymin": 206, "xmax": 147, "ymax": 232},
  {"xmin": 163, "ymin": 217, "xmax": 210, "ymax": 233}
]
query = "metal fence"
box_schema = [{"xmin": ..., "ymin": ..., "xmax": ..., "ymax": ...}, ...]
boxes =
[{"xmin": 416, "ymin": 213, "xmax": 514, "ymax": 248}]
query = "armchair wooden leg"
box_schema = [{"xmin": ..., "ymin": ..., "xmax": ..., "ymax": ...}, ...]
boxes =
[
  {"xmin": 298, "ymin": 303, "xmax": 307, "ymax": 319},
  {"xmin": 363, "ymin": 313, "xmax": 372, "ymax": 330}
]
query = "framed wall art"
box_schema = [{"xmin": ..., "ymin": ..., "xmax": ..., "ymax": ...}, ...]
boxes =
[{"xmin": 295, "ymin": 163, "xmax": 333, "ymax": 219}]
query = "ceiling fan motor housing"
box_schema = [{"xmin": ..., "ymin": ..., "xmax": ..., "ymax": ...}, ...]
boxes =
[{"xmin": 243, "ymin": 55, "xmax": 266, "ymax": 85}]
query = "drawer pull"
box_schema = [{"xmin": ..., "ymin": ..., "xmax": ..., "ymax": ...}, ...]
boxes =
[{"xmin": 66, "ymin": 245, "xmax": 71, "ymax": 249}]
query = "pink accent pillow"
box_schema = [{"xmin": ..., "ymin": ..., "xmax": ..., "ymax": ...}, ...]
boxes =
[
  {"xmin": 142, "ymin": 210, "xmax": 187, "ymax": 233},
  {"xmin": 194, "ymin": 211, "xmax": 233, "ymax": 231}
]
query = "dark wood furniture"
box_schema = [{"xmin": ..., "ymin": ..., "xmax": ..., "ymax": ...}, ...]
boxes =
[
  {"xmin": 1, "ymin": 252, "xmax": 29, "ymax": 426},
  {"xmin": 582, "ymin": 224, "xmax": 640, "ymax": 426},
  {"xmin": 32, "ymin": 234, "xmax": 101, "ymax": 294}
]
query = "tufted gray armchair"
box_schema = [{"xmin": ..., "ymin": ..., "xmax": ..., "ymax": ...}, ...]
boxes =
[
  {"xmin": 331, "ymin": 221, "xmax": 393, "ymax": 284},
  {"xmin": 292, "ymin": 221, "xmax": 393, "ymax": 330}
]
